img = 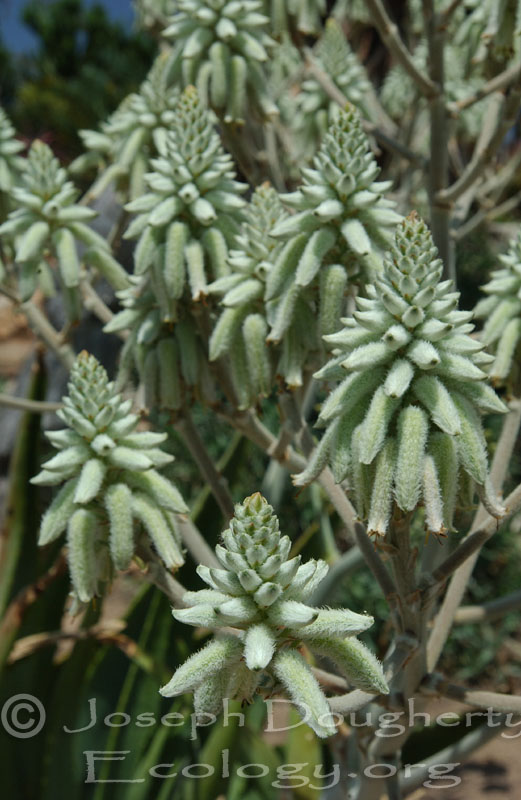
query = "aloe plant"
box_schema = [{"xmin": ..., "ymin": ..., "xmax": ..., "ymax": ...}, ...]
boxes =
[{"xmin": 3, "ymin": 4, "xmax": 521, "ymax": 797}]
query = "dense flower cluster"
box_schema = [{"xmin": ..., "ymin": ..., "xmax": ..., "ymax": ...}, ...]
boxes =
[
  {"xmin": 272, "ymin": 104, "xmax": 401, "ymax": 273},
  {"xmin": 0, "ymin": 107, "xmax": 24, "ymax": 194},
  {"xmin": 164, "ymin": 0, "xmax": 277, "ymax": 120},
  {"xmin": 208, "ymin": 184, "xmax": 284, "ymax": 404},
  {"xmin": 76, "ymin": 55, "xmax": 180, "ymax": 200},
  {"xmin": 105, "ymin": 86, "xmax": 246, "ymax": 407},
  {"xmin": 123, "ymin": 85, "xmax": 247, "ymax": 305},
  {"xmin": 105, "ymin": 278, "xmax": 216, "ymax": 411},
  {"xmin": 292, "ymin": 19, "xmax": 372, "ymax": 158},
  {"xmin": 265, "ymin": 106, "xmax": 401, "ymax": 355},
  {"xmin": 475, "ymin": 231, "xmax": 521, "ymax": 385},
  {"xmin": 296, "ymin": 214, "xmax": 507, "ymax": 536},
  {"xmin": 161, "ymin": 493, "xmax": 388, "ymax": 736},
  {"xmin": 32, "ymin": 352, "xmax": 186, "ymax": 603},
  {"xmin": 0, "ymin": 140, "xmax": 124, "ymax": 312}
]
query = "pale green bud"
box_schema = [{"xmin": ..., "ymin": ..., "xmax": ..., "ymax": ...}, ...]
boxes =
[
  {"xmin": 358, "ymin": 387, "xmax": 399, "ymax": 465},
  {"xmin": 105, "ymin": 483, "xmax": 134, "ymax": 570},
  {"xmin": 308, "ymin": 636, "xmax": 389, "ymax": 695},
  {"xmin": 132, "ymin": 493, "xmax": 184, "ymax": 568},
  {"xmin": 38, "ymin": 478, "xmax": 79, "ymax": 546},
  {"xmin": 67, "ymin": 509, "xmax": 100, "ymax": 603},
  {"xmin": 74, "ymin": 458, "xmax": 107, "ymax": 504},
  {"xmin": 394, "ymin": 405, "xmax": 429, "ymax": 512},
  {"xmin": 215, "ymin": 597, "xmax": 260, "ymax": 625},
  {"xmin": 160, "ymin": 637, "xmax": 243, "ymax": 697},
  {"xmin": 367, "ymin": 439, "xmax": 396, "ymax": 537},
  {"xmin": 299, "ymin": 608, "xmax": 374, "ymax": 639},
  {"xmin": 244, "ymin": 624, "xmax": 276, "ymax": 670},
  {"xmin": 273, "ymin": 648, "xmax": 337, "ymax": 739},
  {"xmin": 173, "ymin": 604, "xmax": 220, "ymax": 628}
]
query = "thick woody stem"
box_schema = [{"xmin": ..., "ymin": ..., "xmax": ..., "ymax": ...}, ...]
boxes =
[
  {"xmin": 21, "ymin": 300, "xmax": 76, "ymax": 369},
  {"xmin": 365, "ymin": 0, "xmax": 439, "ymax": 98},
  {"xmin": 0, "ymin": 394, "xmax": 62, "ymax": 413},
  {"xmin": 454, "ymin": 588, "xmax": 521, "ymax": 624},
  {"xmin": 399, "ymin": 718, "xmax": 509, "ymax": 794},
  {"xmin": 438, "ymin": 86, "xmax": 521, "ymax": 205},
  {"xmin": 176, "ymin": 516, "xmax": 221, "ymax": 570},
  {"xmin": 353, "ymin": 522, "xmax": 398, "ymax": 608},
  {"xmin": 175, "ymin": 408, "xmax": 235, "ymax": 520},
  {"xmin": 421, "ymin": 673, "xmax": 521, "ymax": 714},
  {"xmin": 426, "ymin": 481, "xmax": 521, "ymax": 672},
  {"xmin": 448, "ymin": 60, "xmax": 521, "ymax": 113},
  {"xmin": 136, "ymin": 543, "xmax": 187, "ymax": 607}
]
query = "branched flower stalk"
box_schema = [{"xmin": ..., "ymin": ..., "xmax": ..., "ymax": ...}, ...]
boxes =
[
  {"xmin": 296, "ymin": 213, "xmax": 507, "ymax": 537},
  {"xmin": 32, "ymin": 352, "xmax": 187, "ymax": 604},
  {"xmin": 161, "ymin": 492, "xmax": 388, "ymax": 736}
]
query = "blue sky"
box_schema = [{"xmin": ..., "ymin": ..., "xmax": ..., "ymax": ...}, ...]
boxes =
[{"xmin": 0, "ymin": 0, "xmax": 135, "ymax": 53}]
